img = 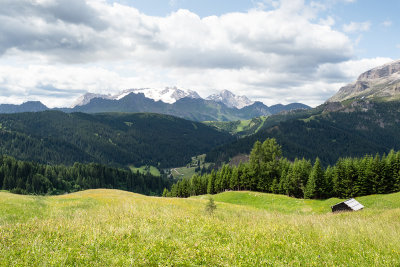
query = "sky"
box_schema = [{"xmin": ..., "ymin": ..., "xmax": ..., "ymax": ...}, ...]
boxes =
[{"xmin": 0, "ymin": 0, "xmax": 399, "ymax": 108}]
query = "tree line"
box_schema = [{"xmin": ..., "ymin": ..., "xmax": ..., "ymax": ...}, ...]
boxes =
[
  {"xmin": 163, "ymin": 138, "xmax": 400, "ymax": 199},
  {"xmin": 0, "ymin": 155, "xmax": 172, "ymax": 196}
]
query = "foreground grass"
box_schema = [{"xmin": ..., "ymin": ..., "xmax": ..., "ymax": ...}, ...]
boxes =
[{"xmin": 1, "ymin": 190, "xmax": 400, "ymax": 266}]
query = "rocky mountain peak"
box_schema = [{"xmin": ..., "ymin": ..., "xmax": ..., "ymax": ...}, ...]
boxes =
[
  {"xmin": 328, "ymin": 59, "xmax": 400, "ymax": 103},
  {"xmin": 358, "ymin": 60, "xmax": 400, "ymax": 81},
  {"xmin": 206, "ymin": 90, "xmax": 254, "ymax": 109}
]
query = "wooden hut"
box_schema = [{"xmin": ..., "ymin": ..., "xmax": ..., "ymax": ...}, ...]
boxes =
[{"xmin": 331, "ymin": 198, "xmax": 364, "ymax": 213}]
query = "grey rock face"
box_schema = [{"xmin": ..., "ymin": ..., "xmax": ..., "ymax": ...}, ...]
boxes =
[
  {"xmin": 358, "ymin": 60, "xmax": 400, "ymax": 81},
  {"xmin": 328, "ymin": 60, "xmax": 400, "ymax": 102}
]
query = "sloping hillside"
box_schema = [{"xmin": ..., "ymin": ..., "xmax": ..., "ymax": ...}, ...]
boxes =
[
  {"xmin": 0, "ymin": 111, "xmax": 234, "ymax": 168},
  {"xmin": 206, "ymin": 100, "xmax": 400, "ymax": 165}
]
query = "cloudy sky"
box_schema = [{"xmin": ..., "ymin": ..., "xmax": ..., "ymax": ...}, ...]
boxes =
[{"xmin": 0, "ymin": 0, "xmax": 399, "ymax": 107}]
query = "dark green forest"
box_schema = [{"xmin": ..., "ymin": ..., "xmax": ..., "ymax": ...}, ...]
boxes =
[
  {"xmin": 0, "ymin": 111, "xmax": 233, "ymax": 168},
  {"xmin": 206, "ymin": 101, "xmax": 400, "ymax": 166},
  {"xmin": 0, "ymin": 155, "xmax": 172, "ymax": 196},
  {"xmin": 165, "ymin": 138, "xmax": 400, "ymax": 199}
]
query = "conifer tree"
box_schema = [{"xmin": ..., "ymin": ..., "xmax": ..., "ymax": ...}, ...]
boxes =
[
  {"xmin": 304, "ymin": 158, "xmax": 324, "ymax": 199},
  {"xmin": 207, "ymin": 171, "xmax": 216, "ymax": 194}
]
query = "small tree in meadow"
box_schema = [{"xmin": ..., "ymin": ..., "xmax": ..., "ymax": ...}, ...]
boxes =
[{"xmin": 205, "ymin": 197, "xmax": 217, "ymax": 215}]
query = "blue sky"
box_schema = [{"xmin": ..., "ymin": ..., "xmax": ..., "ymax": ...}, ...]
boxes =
[{"xmin": 0, "ymin": 0, "xmax": 398, "ymax": 107}]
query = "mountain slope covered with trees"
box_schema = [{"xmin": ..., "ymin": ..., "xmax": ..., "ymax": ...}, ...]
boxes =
[
  {"xmin": 0, "ymin": 111, "xmax": 234, "ymax": 168},
  {"xmin": 206, "ymin": 100, "xmax": 400, "ymax": 165}
]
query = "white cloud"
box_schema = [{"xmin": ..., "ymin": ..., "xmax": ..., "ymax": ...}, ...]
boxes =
[
  {"xmin": 319, "ymin": 16, "xmax": 335, "ymax": 27},
  {"xmin": 0, "ymin": 0, "xmax": 389, "ymax": 108},
  {"xmin": 382, "ymin": 20, "xmax": 392, "ymax": 27},
  {"xmin": 343, "ymin": 21, "xmax": 371, "ymax": 33}
]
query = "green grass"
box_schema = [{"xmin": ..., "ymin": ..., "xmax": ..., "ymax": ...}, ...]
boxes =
[
  {"xmin": 1, "ymin": 190, "xmax": 400, "ymax": 266},
  {"xmin": 203, "ymin": 116, "xmax": 268, "ymax": 136},
  {"xmin": 170, "ymin": 154, "xmax": 210, "ymax": 179},
  {"xmin": 129, "ymin": 165, "xmax": 161, "ymax": 176},
  {"xmin": 193, "ymin": 190, "xmax": 400, "ymax": 214},
  {"xmin": 171, "ymin": 166, "xmax": 197, "ymax": 179}
]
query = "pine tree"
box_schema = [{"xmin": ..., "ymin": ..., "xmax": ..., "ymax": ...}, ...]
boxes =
[
  {"xmin": 304, "ymin": 158, "xmax": 324, "ymax": 199},
  {"xmin": 207, "ymin": 171, "xmax": 216, "ymax": 194},
  {"xmin": 162, "ymin": 188, "xmax": 169, "ymax": 197}
]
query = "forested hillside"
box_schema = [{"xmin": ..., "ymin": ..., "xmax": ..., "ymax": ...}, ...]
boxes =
[
  {"xmin": 0, "ymin": 155, "xmax": 171, "ymax": 195},
  {"xmin": 0, "ymin": 111, "xmax": 234, "ymax": 168},
  {"xmin": 166, "ymin": 138, "xmax": 400, "ymax": 199},
  {"xmin": 206, "ymin": 100, "xmax": 400, "ymax": 165}
]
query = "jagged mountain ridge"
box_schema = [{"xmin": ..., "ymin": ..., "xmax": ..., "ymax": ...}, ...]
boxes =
[
  {"xmin": 74, "ymin": 88, "xmax": 253, "ymax": 109},
  {"xmin": 328, "ymin": 59, "xmax": 400, "ymax": 102},
  {"xmin": 206, "ymin": 89, "xmax": 254, "ymax": 109},
  {"xmin": 73, "ymin": 87, "xmax": 202, "ymax": 107}
]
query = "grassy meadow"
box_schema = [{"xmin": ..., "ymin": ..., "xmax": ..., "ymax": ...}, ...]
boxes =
[
  {"xmin": 1, "ymin": 189, "xmax": 400, "ymax": 266},
  {"xmin": 170, "ymin": 154, "xmax": 211, "ymax": 179},
  {"xmin": 129, "ymin": 165, "xmax": 161, "ymax": 176}
]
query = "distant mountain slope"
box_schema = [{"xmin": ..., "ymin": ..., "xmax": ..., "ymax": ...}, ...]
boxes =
[
  {"xmin": 268, "ymin": 103, "xmax": 311, "ymax": 114},
  {"xmin": 0, "ymin": 101, "xmax": 48, "ymax": 113},
  {"xmin": 0, "ymin": 111, "xmax": 234, "ymax": 168},
  {"xmin": 328, "ymin": 59, "xmax": 400, "ymax": 102},
  {"xmin": 206, "ymin": 100, "xmax": 400, "ymax": 165}
]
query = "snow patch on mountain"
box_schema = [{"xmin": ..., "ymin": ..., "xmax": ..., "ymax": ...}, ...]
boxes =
[
  {"xmin": 73, "ymin": 87, "xmax": 201, "ymax": 107},
  {"xmin": 206, "ymin": 90, "xmax": 254, "ymax": 109},
  {"xmin": 72, "ymin": 93, "xmax": 113, "ymax": 107},
  {"xmin": 115, "ymin": 87, "xmax": 201, "ymax": 104}
]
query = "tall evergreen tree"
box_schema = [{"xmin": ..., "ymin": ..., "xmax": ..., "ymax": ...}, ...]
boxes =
[{"xmin": 304, "ymin": 158, "xmax": 324, "ymax": 199}]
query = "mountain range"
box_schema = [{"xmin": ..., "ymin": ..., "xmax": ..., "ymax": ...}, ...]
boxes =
[
  {"xmin": 72, "ymin": 87, "xmax": 202, "ymax": 107},
  {"xmin": 0, "ymin": 89, "xmax": 310, "ymax": 121}
]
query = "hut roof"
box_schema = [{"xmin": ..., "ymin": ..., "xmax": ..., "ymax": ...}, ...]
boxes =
[
  {"xmin": 343, "ymin": 198, "xmax": 364, "ymax": 211},
  {"xmin": 331, "ymin": 198, "xmax": 364, "ymax": 212}
]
